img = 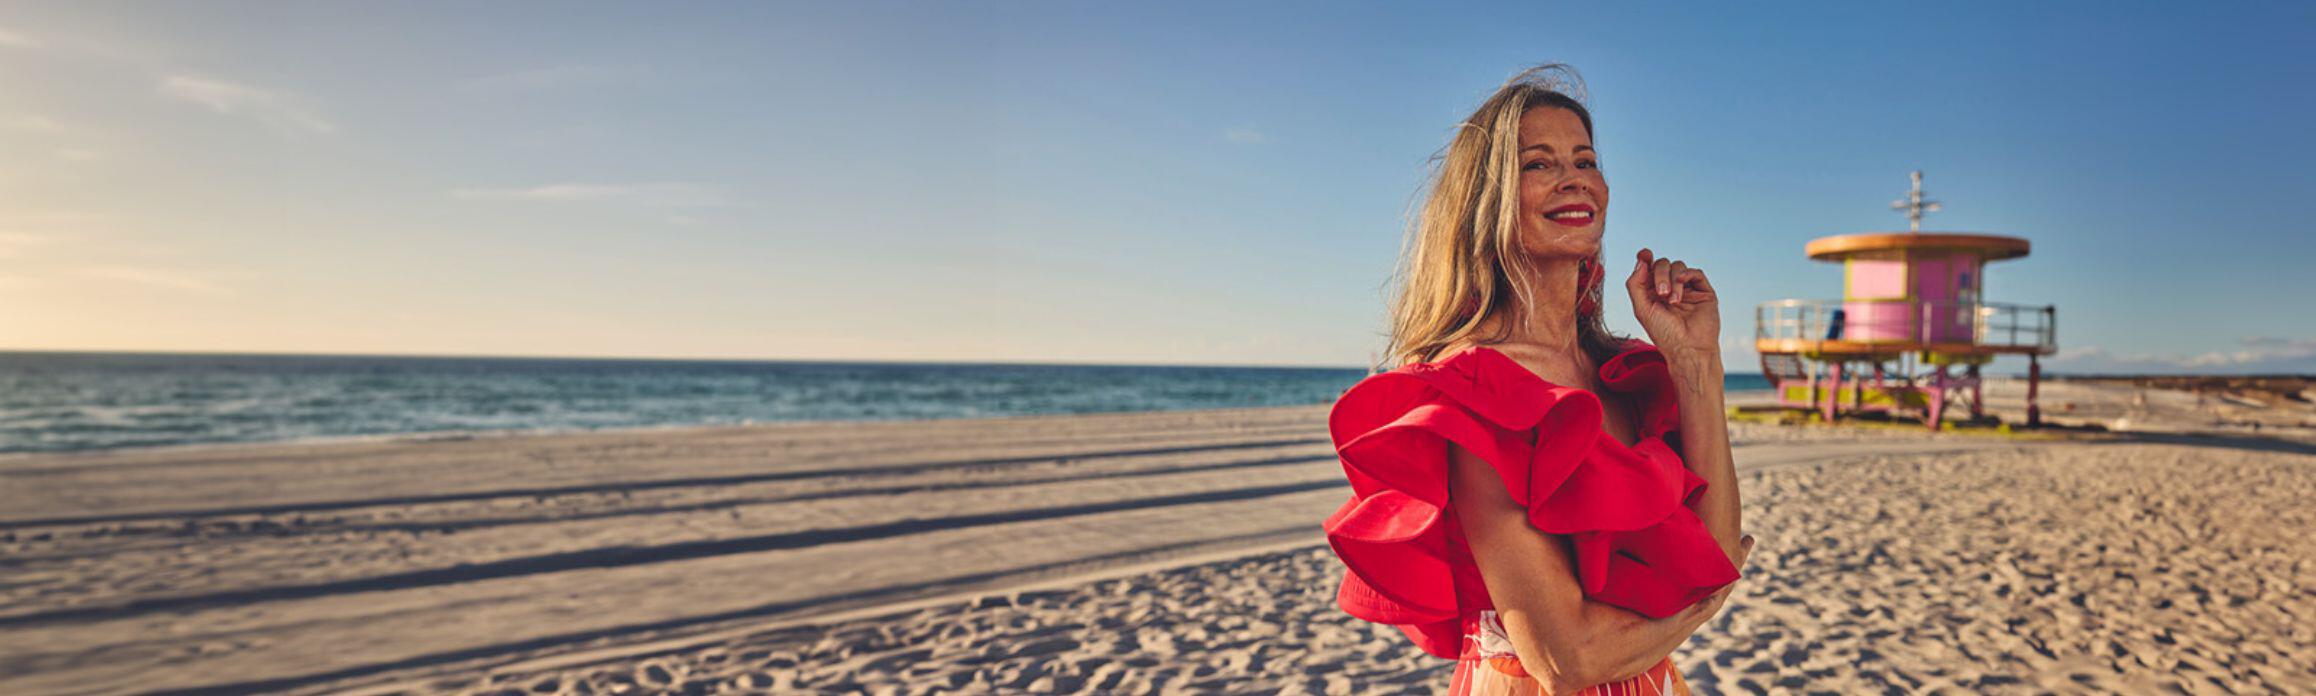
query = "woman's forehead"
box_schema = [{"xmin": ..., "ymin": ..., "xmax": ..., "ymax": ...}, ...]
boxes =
[{"xmin": 1517, "ymin": 107, "xmax": 1590, "ymax": 149}]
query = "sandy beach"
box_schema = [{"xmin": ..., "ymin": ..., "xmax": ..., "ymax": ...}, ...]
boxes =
[{"xmin": 3, "ymin": 380, "xmax": 2313, "ymax": 695}]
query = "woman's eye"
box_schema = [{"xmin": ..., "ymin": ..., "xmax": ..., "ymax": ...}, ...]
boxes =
[
  {"xmin": 1522, "ymin": 161, "xmax": 1549, "ymax": 171},
  {"xmin": 1577, "ymin": 159, "xmax": 1598, "ymax": 170}
]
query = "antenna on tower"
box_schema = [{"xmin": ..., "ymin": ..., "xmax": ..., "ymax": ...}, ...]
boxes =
[{"xmin": 1889, "ymin": 170, "xmax": 1942, "ymax": 233}]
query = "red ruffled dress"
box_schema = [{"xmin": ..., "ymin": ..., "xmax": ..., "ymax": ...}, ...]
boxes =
[{"xmin": 1322, "ymin": 341, "xmax": 1738, "ymax": 695}]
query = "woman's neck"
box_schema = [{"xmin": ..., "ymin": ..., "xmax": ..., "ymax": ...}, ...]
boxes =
[{"xmin": 1491, "ymin": 258, "xmax": 1585, "ymax": 354}]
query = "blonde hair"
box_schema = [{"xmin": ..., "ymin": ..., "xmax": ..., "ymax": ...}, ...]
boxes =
[{"xmin": 1380, "ymin": 63, "xmax": 1625, "ymax": 370}]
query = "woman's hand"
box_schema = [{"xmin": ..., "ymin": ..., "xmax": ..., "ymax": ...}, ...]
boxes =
[
  {"xmin": 1624, "ymin": 248, "xmax": 1721, "ymax": 360},
  {"xmin": 1587, "ymin": 534, "xmax": 1756, "ymax": 686}
]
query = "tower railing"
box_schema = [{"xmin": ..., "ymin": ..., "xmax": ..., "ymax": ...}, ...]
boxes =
[{"xmin": 1755, "ymin": 299, "xmax": 2056, "ymax": 353}]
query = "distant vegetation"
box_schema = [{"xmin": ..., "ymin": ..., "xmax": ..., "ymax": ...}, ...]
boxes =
[{"xmin": 2053, "ymin": 375, "xmax": 2315, "ymax": 405}]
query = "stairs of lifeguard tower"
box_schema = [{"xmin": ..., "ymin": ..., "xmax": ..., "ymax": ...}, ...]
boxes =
[{"xmin": 1760, "ymin": 353, "xmax": 1807, "ymax": 386}]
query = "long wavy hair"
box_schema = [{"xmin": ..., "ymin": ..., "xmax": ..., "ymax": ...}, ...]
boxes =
[{"xmin": 1380, "ymin": 63, "xmax": 1628, "ymax": 371}]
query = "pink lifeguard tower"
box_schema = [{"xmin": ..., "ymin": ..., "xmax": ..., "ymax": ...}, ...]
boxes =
[{"xmin": 1754, "ymin": 172, "xmax": 2057, "ymax": 428}]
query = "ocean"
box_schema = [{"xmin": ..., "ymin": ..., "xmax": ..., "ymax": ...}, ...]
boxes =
[{"xmin": 0, "ymin": 352, "xmax": 1774, "ymax": 455}]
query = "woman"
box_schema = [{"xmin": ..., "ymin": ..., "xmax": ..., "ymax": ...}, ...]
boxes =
[{"xmin": 1323, "ymin": 64, "xmax": 1754, "ymax": 695}]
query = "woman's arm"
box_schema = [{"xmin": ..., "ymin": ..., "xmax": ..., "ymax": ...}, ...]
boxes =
[
  {"xmin": 1447, "ymin": 443, "xmax": 1745, "ymax": 693},
  {"xmin": 1666, "ymin": 347, "xmax": 1744, "ymax": 560},
  {"xmin": 1626, "ymin": 248, "xmax": 1745, "ymax": 562}
]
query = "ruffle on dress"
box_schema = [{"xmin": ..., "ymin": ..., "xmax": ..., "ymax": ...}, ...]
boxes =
[{"xmin": 1321, "ymin": 341, "xmax": 1739, "ymax": 659}]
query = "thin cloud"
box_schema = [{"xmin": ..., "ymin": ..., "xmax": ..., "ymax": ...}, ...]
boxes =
[
  {"xmin": 452, "ymin": 182, "xmax": 725, "ymax": 207},
  {"xmin": 4, "ymin": 115, "xmax": 69, "ymax": 133},
  {"xmin": 75, "ymin": 265, "xmax": 230, "ymax": 295},
  {"xmin": 1224, "ymin": 127, "xmax": 1268, "ymax": 144},
  {"xmin": 0, "ymin": 27, "xmax": 38, "ymax": 49},
  {"xmin": 2, "ymin": 210, "xmax": 108, "ymax": 225},
  {"xmin": 0, "ymin": 232, "xmax": 53, "ymax": 259},
  {"xmin": 159, "ymin": 75, "xmax": 336, "ymax": 134}
]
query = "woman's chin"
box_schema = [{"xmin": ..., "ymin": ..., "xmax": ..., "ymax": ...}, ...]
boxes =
[
  {"xmin": 1520, "ymin": 232, "xmax": 1602, "ymax": 258},
  {"xmin": 1558, "ymin": 234, "xmax": 1604, "ymax": 257}
]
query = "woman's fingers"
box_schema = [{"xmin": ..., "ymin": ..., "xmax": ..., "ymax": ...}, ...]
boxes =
[
  {"xmin": 1626, "ymin": 248, "xmax": 1657, "ymax": 304},
  {"xmin": 1667, "ymin": 260, "xmax": 1688, "ymax": 304},
  {"xmin": 1683, "ymin": 535, "xmax": 1758, "ymax": 619},
  {"xmin": 1697, "ymin": 578, "xmax": 1738, "ymax": 615},
  {"xmin": 1683, "ymin": 269, "xmax": 1714, "ymax": 308},
  {"xmin": 1682, "ymin": 267, "xmax": 1714, "ymax": 296},
  {"xmin": 1687, "ymin": 587, "xmax": 1726, "ymax": 617},
  {"xmin": 1630, "ymin": 249, "xmax": 1715, "ymax": 309},
  {"xmin": 1652, "ymin": 256, "xmax": 1674, "ymax": 300},
  {"xmin": 1689, "ymin": 535, "xmax": 1757, "ymax": 618}
]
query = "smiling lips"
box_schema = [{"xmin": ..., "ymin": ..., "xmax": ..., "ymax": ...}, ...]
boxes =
[{"xmin": 1544, "ymin": 203, "xmax": 1597, "ymax": 227}]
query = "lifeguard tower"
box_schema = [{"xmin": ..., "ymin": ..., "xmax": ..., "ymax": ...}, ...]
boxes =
[{"xmin": 1754, "ymin": 172, "xmax": 2057, "ymax": 428}]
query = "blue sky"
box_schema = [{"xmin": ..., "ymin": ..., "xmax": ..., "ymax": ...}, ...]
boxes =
[{"xmin": 1, "ymin": 2, "xmax": 2311, "ymax": 372}]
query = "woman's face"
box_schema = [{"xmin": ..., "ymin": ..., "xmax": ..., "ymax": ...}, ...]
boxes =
[{"xmin": 1513, "ymin": 106, "xmax": 1608, "ymax": 261}]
